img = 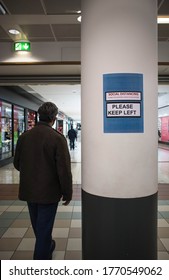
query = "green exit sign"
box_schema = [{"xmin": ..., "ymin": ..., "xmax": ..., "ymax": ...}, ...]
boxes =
[{"xmin": 14, "ymin": 42, "xmax": 31, "ymax": 51}]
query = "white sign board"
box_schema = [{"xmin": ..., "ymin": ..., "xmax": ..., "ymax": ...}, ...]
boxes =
[
  {"xmin": 107, "ymin": 103, "xmax": 140, "ymax": 117},
  {"xmin": 106, "ymin": 91, "xmax": 141, "ymax": 101}
]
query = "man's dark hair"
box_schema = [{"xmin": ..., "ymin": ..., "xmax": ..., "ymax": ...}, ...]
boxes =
[{"xmin": 38, "ymin": 102, "xmax": 58, "ymax": 122}]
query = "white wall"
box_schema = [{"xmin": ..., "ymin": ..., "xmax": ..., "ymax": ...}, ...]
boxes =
[
  {"xmin": 0, "ymin": 40, "xmax": 167, "ymax": 63},
  {"xmin": 0, "ymin": 41, "xmax": 80, "ymax": 62}
]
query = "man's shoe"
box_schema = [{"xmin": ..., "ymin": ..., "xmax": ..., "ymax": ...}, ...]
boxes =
[{"xmin": 49, "ymin": 239, "xmax": 56, "ymax": 259}]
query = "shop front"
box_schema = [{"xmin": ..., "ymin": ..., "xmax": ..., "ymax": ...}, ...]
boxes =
[
  {"xmin": 0, "ymin": 101, "xmax": 12, "ymax": 160},
  {"xmin": 0, "ymin": 101, "xmax": 38, "ymax": 166}
]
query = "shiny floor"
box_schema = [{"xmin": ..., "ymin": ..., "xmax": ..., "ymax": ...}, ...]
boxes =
[{"xmin": 0, "ymin": 139, "xmax": 169, "ymax": 260}]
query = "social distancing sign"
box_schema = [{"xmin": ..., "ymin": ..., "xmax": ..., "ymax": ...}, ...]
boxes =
[{"xmin": 103, "ymin": 73, "xmax": 144, "ymax": 133}]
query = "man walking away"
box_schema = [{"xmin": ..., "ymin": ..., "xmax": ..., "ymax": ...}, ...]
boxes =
[
  {"xmin": 14, "ymin": 102, "xmax": 72, "ymax": 260},
  {"xmin": 68, "ymin": 125, "xmax": 77, "ymax": 150}
]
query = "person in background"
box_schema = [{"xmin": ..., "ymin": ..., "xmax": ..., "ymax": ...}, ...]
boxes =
[
  {"xmin": 13, "ymin": 102, "xmax": 72, "ymax": 260},
  {"xmin": 68, "ymin": 125, "xmax": 77, "ymax": 150}
]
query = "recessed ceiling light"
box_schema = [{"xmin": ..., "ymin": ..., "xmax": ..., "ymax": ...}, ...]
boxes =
[
  {"xmin": 157, "ymin": 17, "xmax": 169, "ymax": 24},
  {"xmin": 8, "ymin": 29, "xmax": 20, "ymax": 35}
]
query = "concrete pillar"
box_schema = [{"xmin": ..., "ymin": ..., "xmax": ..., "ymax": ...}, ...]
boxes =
[{"xmin": 81, "ymin": 0, "xmax": 158, "ymax": 259}]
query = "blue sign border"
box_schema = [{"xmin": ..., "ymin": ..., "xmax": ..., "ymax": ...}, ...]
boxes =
[{"xmin": 103, "ymin": 73, "xmax": 144, "ymax": 133}]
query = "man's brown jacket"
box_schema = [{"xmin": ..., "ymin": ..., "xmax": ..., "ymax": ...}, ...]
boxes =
[{"xmin": 14, "ymin": 122, "xmax": 72, "ymax": 203}]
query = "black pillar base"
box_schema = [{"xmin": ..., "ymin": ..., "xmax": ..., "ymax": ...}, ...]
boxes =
[{"xmin": 82, "ymin": 190, "xmax": 157, "ymax": 260}]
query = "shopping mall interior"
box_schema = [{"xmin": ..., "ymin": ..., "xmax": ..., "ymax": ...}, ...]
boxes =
[{"xmin": 0, "ymin": 0, "xmax": 169, "ymax": 260}]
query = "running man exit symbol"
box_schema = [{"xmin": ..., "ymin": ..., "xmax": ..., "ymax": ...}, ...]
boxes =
[{"xmin": 14, "ymin": 42, "xmax": 31, "ymax": 51}]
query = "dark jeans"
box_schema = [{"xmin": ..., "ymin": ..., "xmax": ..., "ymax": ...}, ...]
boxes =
[
  {"xmin": 69, "ymin": 139, "xmax": 75, "ymax": 150},
  {"xmin": 27, "ymin": 202, "xmax": 58, "ymax": 260}
]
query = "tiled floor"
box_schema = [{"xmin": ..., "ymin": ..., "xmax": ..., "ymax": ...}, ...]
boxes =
[
  {"xmin": 0, "ymin": 186, "xmax": 81, "ymax": 260},
  {"xmin": 0, "ymin": 139, "xmax": 169, "ymax": 259}
]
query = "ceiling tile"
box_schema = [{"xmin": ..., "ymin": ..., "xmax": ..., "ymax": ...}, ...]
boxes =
[
  {"xmin": 158, "ymin": 0, "xmax": 163, "ymax": 8},
  {"xmin": 158, "ymin": 38, "xmax": 169, "ymax": 42},
  {"xmin": 158, "ymin": 0, "xmax": 169, "ymax": 15},
  {"xmin": 2, "ymin": 0, "xmax": 45, "ymax": 14},
  {"xmin": 43, "ymin": 0, "xmax": 81, "ymax": 14},
  {"xmin": 52, "ymin": 24, "xmax": 81, "ymax": 41},
  {"xmin": 0, "ymin": 26, "xmax": 12, "ymax": 41},
  {"xmin": 158, "ymin": 24, "xmax": 169, "ymax": 37},
  {"xmin": 20, "ymin": 24, "xmax": 54, "ymax": 40}
]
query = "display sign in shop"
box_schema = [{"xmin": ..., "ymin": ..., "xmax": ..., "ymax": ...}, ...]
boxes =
[{"xmin": 103, "ymin": 73, "xmax": 144, "ymax": 133}]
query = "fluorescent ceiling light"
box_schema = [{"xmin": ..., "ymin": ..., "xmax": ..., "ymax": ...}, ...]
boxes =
[
  {"xmin": 77, "ymin": 15, "xmax": 81, "ymax": 22},
  {"xmin": 8, "ymin": 29, "xmax": 20, "ymax": 35},
  {"xmin": 158, "ymin": 17, "xmax": 169, "ymax": 24}
]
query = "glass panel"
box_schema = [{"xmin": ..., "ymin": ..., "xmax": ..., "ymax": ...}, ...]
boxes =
[
  {"xmin": 14, "ymin": 105, "xmax": 25, "ymax": 150},
  {"xmin": 0, "ymin": 101, "xmax": 12, "ymax": 160}
]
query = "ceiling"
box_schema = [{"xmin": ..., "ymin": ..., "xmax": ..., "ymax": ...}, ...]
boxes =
[
  {"xmin": 158, "ymin": 0, "xmax": 169, "ymax": 41},
  {"xmin": 0, "ymin": 0, "xmax": 81, "ymax": 78},
  {"xmin": 0, "ymin": 0, "xmax": 81, "ymax": 42},
  {"xmin": 0, "ymin": 0, "xmax": 168, "ymax": 43},
  {"xmin": 0, "ymin": 0, "xmax": 169, "ymax": 121},
  {"xmin": 0, "ymin": 0, "xmax": 81, "ymax": 121},
  {"xmin": 21, "ymin": 83, "xmax": 81, "ymax": 121}
]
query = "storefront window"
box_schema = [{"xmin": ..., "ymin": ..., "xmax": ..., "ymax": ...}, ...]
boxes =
[
  {"xmin": 159, "ymin": 116, "xmax": 169, "ymax": 143},
  {"xmin": 14, "ymin": 105, "xmax": 25, "ymax": 150},
  {"xmin": 28, "ymin": 110, "xmax": 36, "ymax": 130},
  {"xmin": 0, "ymin": 101, "xmax": 12, "ymax": 160},
  {"xmin": 158, "ymin": 92, "xmax": 169, "ymax": 143}
]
